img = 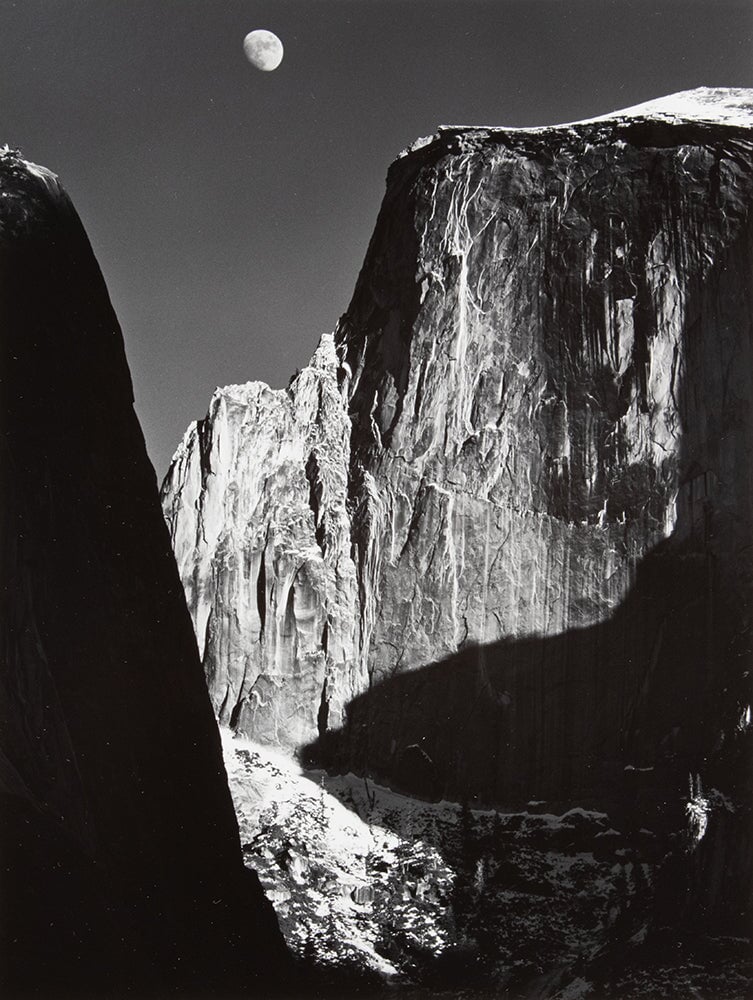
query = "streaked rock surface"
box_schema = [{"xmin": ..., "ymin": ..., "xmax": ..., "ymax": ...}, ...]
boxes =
[{"xmin": 163, "ymin": 333, "xmax": 360, "ymax": 747}]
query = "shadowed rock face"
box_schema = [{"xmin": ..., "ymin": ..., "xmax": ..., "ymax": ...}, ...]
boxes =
[
  {"xmin": 163, "ymin": 91, "xmax": 753, "ymax": 818},
  {"xmin": 0, "ymin": 151, "xmax": 288, "ymax": 996}
]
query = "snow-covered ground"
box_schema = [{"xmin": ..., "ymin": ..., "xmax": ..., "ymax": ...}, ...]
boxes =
[
  {"xmin": 222, "ymin": 729, "xmax": 456, "ymax": 981},
  {"xmin": 221, "ymin": 730, "xmax": 710, "ymax": 995},
  {"xmin": 222, "ymin": 732, "xmax": 752, "ymax": 997}
]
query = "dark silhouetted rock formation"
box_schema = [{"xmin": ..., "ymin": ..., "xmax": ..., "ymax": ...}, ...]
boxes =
[
  {"xmin": 163, "ymin": 89, "xmax": 753, "ymax": 930},
  {"xmin": 0, "ymin": 150, "xmax": 289, "ymax": 997}
]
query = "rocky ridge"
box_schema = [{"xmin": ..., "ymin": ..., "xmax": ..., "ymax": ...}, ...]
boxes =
[{"xmin": 163, "ymin": 87, "xmax": 752, "ymax": 814}]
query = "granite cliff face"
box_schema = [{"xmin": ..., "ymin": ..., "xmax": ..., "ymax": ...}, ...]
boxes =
[
  {"xmin": 164, "ymin": 334, "xmax": 359, "ymax": 748},
  {"xmin": 0, "ymin": 151, "xmax": 288, "ymax": 995},
  {"xmin": 163, "ymin": 90, "xmax": 753, "ymax": 852}
]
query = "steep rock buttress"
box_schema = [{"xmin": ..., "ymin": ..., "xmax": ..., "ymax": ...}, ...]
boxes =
[{"xmin": 0, "ymin": 151, "xmax": 288, "ymax": 995}]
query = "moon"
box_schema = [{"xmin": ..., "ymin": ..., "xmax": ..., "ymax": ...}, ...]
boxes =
[{"xmin": 243, "ymin": 30, "xmax": 284, "ymax": 72}]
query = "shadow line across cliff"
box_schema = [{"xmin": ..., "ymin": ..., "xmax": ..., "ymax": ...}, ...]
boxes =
[{"xmin": 304, "ymin": 526, "xmax": 738, "ymax": 818}]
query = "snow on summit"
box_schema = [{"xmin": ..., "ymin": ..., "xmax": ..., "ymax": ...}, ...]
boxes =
[
  {"xmin": 400, "ymin": 87, "xmax": 753, "ymax": 158},
  {"xmin": 584, "ymin": 86, "xmax": 753, "ymax": 129}
]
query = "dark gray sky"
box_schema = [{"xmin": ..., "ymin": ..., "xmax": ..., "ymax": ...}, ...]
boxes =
[{"xmin": 1, "ymin": 0, "xmax": 751, "ymax": 475}]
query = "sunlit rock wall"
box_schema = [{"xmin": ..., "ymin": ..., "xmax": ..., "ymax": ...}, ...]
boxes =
[
  {"xmin": 163, "ymin": 90, "xmax": 753, "ymax": 813},
  {"xmin": 163, "ymin": 335, "xmax": 361, "ymax": 746}
]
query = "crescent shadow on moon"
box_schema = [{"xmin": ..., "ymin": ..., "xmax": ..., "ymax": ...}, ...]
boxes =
[{"xmin": 243, "ymin": 29, "xmax": 284, "ymax": 72}]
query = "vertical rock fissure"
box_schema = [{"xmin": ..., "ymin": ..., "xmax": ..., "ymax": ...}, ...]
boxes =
[{"xmin": 317, "ymin": 676, "xmax": 330, "ymax": 739}]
